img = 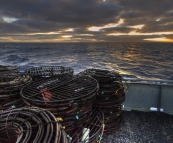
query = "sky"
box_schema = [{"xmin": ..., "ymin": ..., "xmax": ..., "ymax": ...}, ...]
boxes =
[{"xmin": 0, "ymin": 0, "xmax": 173, "ymax": 43}]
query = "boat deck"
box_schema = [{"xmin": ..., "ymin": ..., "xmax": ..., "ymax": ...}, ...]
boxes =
[{"xmin": 102, "ymin": 110, "xmax": 173, "ymax": 143}]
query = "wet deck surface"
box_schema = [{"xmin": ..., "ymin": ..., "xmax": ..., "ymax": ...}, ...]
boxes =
[{"xmin": 102, "ymin": 110, "xmax": 173, "ymax": 143}]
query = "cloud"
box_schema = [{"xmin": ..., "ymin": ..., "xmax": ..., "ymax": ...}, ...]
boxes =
[
  {"xmin": 0, "ymin": 17, "xmax": 5, "ymax": 22},
  {"xmin": 0, "ymin": 0, "xmax": 173, "ymax": 42}
]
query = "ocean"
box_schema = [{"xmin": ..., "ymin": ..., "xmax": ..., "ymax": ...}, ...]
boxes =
[{"xmin": 0, "ymin": 42, "xmax": 173, "ymax": 80}]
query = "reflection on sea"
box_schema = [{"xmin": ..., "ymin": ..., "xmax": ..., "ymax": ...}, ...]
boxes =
[{"xmin": 0, "ymin": 42, "xmax": 173, "ymax": 80}]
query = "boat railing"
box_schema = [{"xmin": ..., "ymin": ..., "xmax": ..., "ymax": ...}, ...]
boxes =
[{"xmin": 122, "ymin": 76, "xmax": 173, "ymax": 116}]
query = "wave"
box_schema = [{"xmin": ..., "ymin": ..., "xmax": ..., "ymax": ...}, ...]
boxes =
[
  {"xmin": 0, "ymin": 42, "xmax": 173, "ymax": 80},
  {"xmin": 5, "ymin": 55, "xmax": 29, "ymax": 64}
]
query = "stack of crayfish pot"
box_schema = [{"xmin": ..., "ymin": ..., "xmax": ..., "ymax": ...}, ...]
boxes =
[
  {"xmin": 21, "ymin": 67, "xmax": 100, "ymax": 136},
  {"xmin": 0, "ymin": 107, "xmax": 70, "ymax": 143},
  {"xmin": 67, "ymin": 108, "xmax": 104, "ymax": 143},
  {"xmin": 79, "ymin": 69, "xmax": 126, "ymax": 133},
  {"xmin": 0, "ymin": 65, "xmax": 32, "ymax": 110},
  {"xmin": 25, "ymin": 66, "xmax": 74, "ymax": 81}
]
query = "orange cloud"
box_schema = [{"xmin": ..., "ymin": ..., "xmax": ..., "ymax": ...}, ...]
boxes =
[
  {"xmin": 88, "ymin": 19, "xmax": 124, "ymax": 31},
  {"xmin": 144, "ymin": 37, "xmax": 173, "ymax": 42}
]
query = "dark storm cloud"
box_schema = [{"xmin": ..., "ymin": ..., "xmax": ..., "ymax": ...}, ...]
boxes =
[
  {"xmin": 0, "ymin": 0, "xmax": 120, "ymax": 24},
  {"xmin": 0, "ymin": 21, "xmax": 31, "ymax": 34},
  {"xmin": 100, "ymin": 26, "xmax": 134, "ymax": 33},
  {"xmin": 138, "ymin": 22, "xmax": 173, "ymax": 33},
  {"xmin": 119, "ymin": 0, "xmax": 173, "ymax": 17},
  {"xmin": 0, "ymin": 17, "xmax": 4, "ymax": 22},
  {"xmin": 162, "ymin": 34, "xmax": 173, "ymax": 39},
  {"xmin": 119, "ymin": 0, "xmax": 173, "ymax": 28},
  {"xmin": 0, "ymin": 0, "xmax": 173, "ymax": 42},
  {"xmin": 0, "ymin": 0, "xmax": 121, "ymax": 37},
  {"xmin": 13, "ymin": 19, "xmax": 64, "ymax": 32}
]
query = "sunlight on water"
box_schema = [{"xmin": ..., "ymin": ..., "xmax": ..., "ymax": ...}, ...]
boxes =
[{"xmin": 0, "ymin": 42, "xmax": 173, "ymax": 80}]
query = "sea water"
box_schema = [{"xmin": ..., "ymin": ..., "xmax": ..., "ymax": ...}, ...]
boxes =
[{"xmin": 0, "ymin": 42, "xmax": 173, "ymax": 80}]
